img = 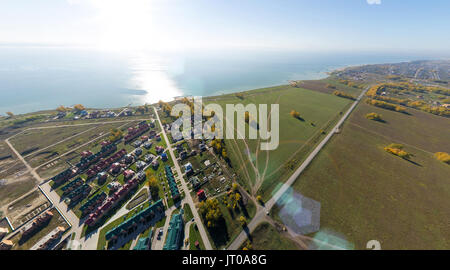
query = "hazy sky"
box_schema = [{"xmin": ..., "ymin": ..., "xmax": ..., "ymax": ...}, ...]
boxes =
[{"xmin": 1, "ymin": 0, "xmax": 449, "ymax": 53}]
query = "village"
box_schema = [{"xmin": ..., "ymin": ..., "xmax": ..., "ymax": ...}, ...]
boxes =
[{"xmin": 1, "ymin": 101, "xmax": 239, "ymax": 251}]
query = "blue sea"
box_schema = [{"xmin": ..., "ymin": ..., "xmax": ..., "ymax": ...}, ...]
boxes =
[{"xmin": 0, "ymin": 47, "xmax": 444, "ymax": 114}]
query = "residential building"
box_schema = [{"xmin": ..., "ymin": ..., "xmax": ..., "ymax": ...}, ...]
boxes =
[
  {"xmin": 163, "ymin": 210, "xmax": 184, "ymax": 250},
  {"xmin": 105, "ymin": 200, "xmax": 165, "ymax": 248},
  {"xmin": 21, "ymin": 211, "xmax": 53, "ymax": 240},
  {"xmin": 0, "ymin": 239, "xmax": 13, "ymax": 250}
]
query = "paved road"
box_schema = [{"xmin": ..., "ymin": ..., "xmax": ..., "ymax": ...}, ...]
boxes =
[
  {"xmin": 228, "ymin": 86, "xmax": 370, "ymax": 250},
  {"xmin": 153, "ymin": 107, "xmax": 213, "ymax": 250},
  {"xmin": 153, "ymin": 207, "xmax": 175, "ymax": 250},
  {"xmin": 182, "ymin": 220, "xmax": 193, "ymax": 250}
]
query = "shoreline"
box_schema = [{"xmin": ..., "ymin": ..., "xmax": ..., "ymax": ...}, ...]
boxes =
[{"xmin": 1, "ymin": 58, "xmax": 444, "ymax": 117}]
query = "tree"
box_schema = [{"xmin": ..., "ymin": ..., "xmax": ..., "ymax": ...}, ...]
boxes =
[
  {"xmin": 73, "ymin": 104, "xmax": 85, "ymax": 112},
  {"xmin": 146, "ymin": 174, "xmax": 160, "ymax": 199},
  {"xmin": 243, "ymin": 241, "xmax": 252, "ymax": 250},
  {"xmin": 256, "ymin": 195, "xmax": 263, "ymax": 204},
  {"xmin": 6, "ymin": 112, "xmax": 14, "ymax": 118},
  {"xmin": 333, "ymin": 90, "xmax": 355, "ymax": 100},
  {"xmin": 384, "ymin": 143, "xmax": 410, "ymax": 159},
  {"xmin": 434, "ymin": 152, "xmax": 450, "ymax": 164},
  {"xmin": 244, "ymin": 111, "xmax": 250, "ymax": 123},
  {"xmin": 239, "ymin": 216, "xmax": 247, "ymax": 227},
  {"xmin": 290, "ymin": 110, "xmax": 301, "ymax": 119},
  {"xmin": 136, "ymin": 106, "xmax": 145, "ymax": 115},
  {"xmin": 235, "ymin": 193, "xmax": 241, "ymax": 203},
  {"xmin": 198, "ymin": 198, "xmax": 223, "ymax": 228},
  {"xmin": 365, "ymin": 112, "xmax": 383, "ymax": 121},
  {"xmin": 109, "ymin": 128, "xmax": 123, "ymax": 142},
  {"xmin": 56, "ymin": 105, "xmax": 67, "ymax": 112}
]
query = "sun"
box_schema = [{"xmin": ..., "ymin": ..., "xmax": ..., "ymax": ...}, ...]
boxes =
[{"xmin": 86, "ymin": 0, "xmax": 162, "ymax": 52}]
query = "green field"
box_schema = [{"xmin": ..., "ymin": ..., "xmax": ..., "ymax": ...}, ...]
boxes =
[
  {"xmin": 206, "ymin": 83, "xmax": 354, "ymax": 198},
  {"xmin": 282, "ymin": 100, "xmax": 450, "ymax": 249},
  {"xmin": 9, "ymin": 125, "xmax": 93, "ymax": 155},
  {"xmin": 189, "ymin": 222, "xmax": 205, "ymax": 250},
  {"xmin": 241, "ymin": 222, "xmax": 300, "ymax": 250},
  {"xmin": 25, "ymin": 122, "xmax": 128, "ymax": 167}
]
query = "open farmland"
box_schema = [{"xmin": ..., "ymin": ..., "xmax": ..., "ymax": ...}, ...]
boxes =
[
  {"xmin": 24, "ymin": 122, "xmax": 129, "ymax": 168},
  {"xmin": 281, "ymin": 99, "xmax": 450, "ymax": 249},
  {"xmin": 242, "ymin": 222, "xmax": 301, "ymax": 250},
  {"xmin": 207, "ymin": 84, "xmax": 355, "ymax": 199},
  {"xmin": 9, "ymin": 125, "xmax": 96, "ymax": 155}
]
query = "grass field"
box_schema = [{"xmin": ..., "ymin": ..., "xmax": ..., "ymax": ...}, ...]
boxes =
[
  {"xmin": 0, "ymin": 172, "xmax": 37, "ymax": 207},
  {"xmin": 206, "ymin": 84, "xmax": 354, "ymax": 199},
  {"xmin": 183, "ymin": 203, "xmax": 194, "ymax": 221},
  {"xmin": 9, "ymin": 125, "xmax": 93, "ymax": 155},
  {"xmin": 241, "ymin": 222, "xmax": 300, "ymax": 250},
  {"xmin": 24, "ymin": 122, "xmax": 127, "ymax": 167},
  {"xmin": 189, "ymin": 222, "xmax": 206, "ymax": 250},
  {"xmin": 282, "ymin": 100, "xmax": 450, "ymax": 249}
]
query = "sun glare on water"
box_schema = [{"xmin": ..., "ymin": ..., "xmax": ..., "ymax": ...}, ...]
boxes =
[
  {"xmin": 83, "ymin": 0, "xmax": 185, "ymax": 104},
  {"xmin": 128, "ymin": 53, "xmax": 183, "ymax": 105}
]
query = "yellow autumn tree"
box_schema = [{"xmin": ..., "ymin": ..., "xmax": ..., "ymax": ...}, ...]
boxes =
[
  {"xmin": 73, "ymin": 104, "xmax": 85, "ymax": 112},
  {"xmin": 434, "ymin": 152, "xmax": 450, "ymax": 164},
  {"xmin": 239, "ymin": 216, "xmax": 247, "ymax": 227},
  {"xmin": 365, "ymin": 112, "xmax": 382, "ymax": 121},
  {"xmin": 290, "ymin": 110, "xmax": 301, "ymax": 119}
]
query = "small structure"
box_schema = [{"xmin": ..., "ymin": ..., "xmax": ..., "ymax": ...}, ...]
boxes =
[
  {"xmin": 184, "ymin": 162, "xmax": 194, "ymax": 175},
  {"xmin": 134, "ymin": 148, "xmax": 143, "ymax": 156},
  {"xmin": 199, "ymin": 144, "xmax": 206, "ymax": 151},
  {"xmin": 136, "ymin": 161, "xmax": 146, "ymax": 171},
  {"xmin": 143, "ymin": 141, "xmax": 153, "ymax": 149},
  {"xmin": 137, "ymin": 171, "xmax": 146, "ymax": 181},
  {"xmin": 97, "ymin": 172, "xmax": 108, "ymax": 184},
  {"xmin": 151, "ymin": 160, "xmax": 160, "ymax": 170},
  {"xmin": 189, "ymin": 176, "xmax": 200, "ymax": 190},
  {"xmin": 155, "ymin": 146, "xmax": 164, "ymax": 154},
  {"xmin": 132, "ymin": 140, "xmax": 142, "ymax": 148},
  {"xmin": 0, "ymin": 239, "xmax": 13, "ymax": 250},
  {"xmin": 124, "ymin": 154, "xmax": 134, "ymax": 164},
  {"xmin": 123, "ymin": 169, "xmax": 135, "ymax": 180},
  {"xmin": 110, "ymin": 162, "xmax": 122, "ymax": 174},
  {"xmin": 197, "ymin": 189, "xmax": 206, "ymax": 201},
  {"xmin": 161, "ymin": 153, "xmax": 168, "ymax": 162},
  {"xmin": 144, "ymin": 154, "xmax": 155, "ymax": 162},
  {"xmin": 107, "ymin": 181, "xmax": 121, "ymax": 192},
  {"xmin": 180, "ymin": 151, "xmax": 188, "ymax": 160}
]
